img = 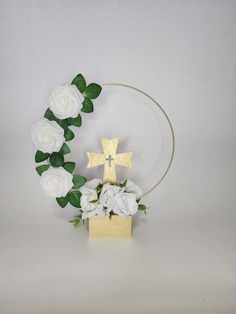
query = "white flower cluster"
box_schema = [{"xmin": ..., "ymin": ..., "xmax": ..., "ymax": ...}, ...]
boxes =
[
  {"xmin": 31, "ymin": 84, "xmax": 84, "ymax": 197},
  {"xmin": 31, "ymin": 85, "xmax": 84, "ymax": 154},
  {"xmin": 79, "ymin": 179, "xmax": 142, "ymax": 219}
]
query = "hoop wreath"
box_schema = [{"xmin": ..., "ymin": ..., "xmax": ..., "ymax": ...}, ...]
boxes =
[
  {"xmin": 101, "ymin": 83, "xmax": 175, "ymax": 198},
  {"xmin": 31, "ymin": 73, "xmax": 175, "ymax": 226}
]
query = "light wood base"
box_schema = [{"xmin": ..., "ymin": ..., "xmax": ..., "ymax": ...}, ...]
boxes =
[{"xmin": 88, "ymin": 215, "xmax": 132, "ymax": 237}]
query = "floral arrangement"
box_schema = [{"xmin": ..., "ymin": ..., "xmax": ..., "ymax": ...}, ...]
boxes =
[
  {"xmin": 31, "ymin": 73, "xmax": 148, "ymax": 227},
  {"xmin": 71, "ymin": 179, "xmax": 147, "ymax": 226}
]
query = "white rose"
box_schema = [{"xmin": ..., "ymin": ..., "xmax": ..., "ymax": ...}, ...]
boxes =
[
  {"xmin": 125, "ymin": 179, "xmax": 143, "ymax": 198},
  {"xmin": 49, "ymin": 85, "xmax": 84, "ymax": 119},
  {"xmin": 31, "ymin": 118, "xmax": 65, "ymax": 154},
  {"xmin": 84, "ymin": 178, "xmax": 102, "ymax": 189},
  {"xmin": 40, "ymin": 167, "xmax": 73, "ymax": 198},
  {"xmin": 99, "ymin": 184, "xmax": 121, "ymax": 214},
  {"xmin": 112, "ymin": 192, "xmax": 138, "ymax": 217},
  {"xmin": 79, "ymin": 185, "xmax": 105, "ymax": 219},
  {"xmin": 79, "ymin": 186, "xmax": 98, "ymax": 211},
  {"xmin": 82, "ymin": 204, "xmax": 105, "ymax": 220}
]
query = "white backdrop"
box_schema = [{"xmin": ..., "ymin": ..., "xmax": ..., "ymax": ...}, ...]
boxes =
[{"xmin": 0, "ymin": 1, "xmax": 235, "ymax": 313}]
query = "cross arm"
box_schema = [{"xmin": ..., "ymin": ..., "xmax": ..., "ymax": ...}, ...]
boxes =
[
  {"xmin": 115, "ymin": 152, "xmax": 133, "ymax": 168},
  {"xmin": 87, "ymin": 152, "xmax": 106, "ymax": 168}
]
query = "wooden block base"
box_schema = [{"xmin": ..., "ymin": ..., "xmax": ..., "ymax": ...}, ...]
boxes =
[{"xmin": 88, "ymin": 215, "xmax": 132, "ymax": 237}]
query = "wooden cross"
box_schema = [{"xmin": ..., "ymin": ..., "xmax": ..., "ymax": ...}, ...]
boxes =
[{"xmin": 87, "ymin": 138, "xmax": 133, "ymax": 183}]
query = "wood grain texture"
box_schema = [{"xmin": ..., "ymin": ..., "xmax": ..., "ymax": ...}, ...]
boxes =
[{"xmin": 89, "ymin": 215, "xmax": 132, "ymax": 237}]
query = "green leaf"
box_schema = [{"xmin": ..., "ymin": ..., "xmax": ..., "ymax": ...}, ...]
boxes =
[
  {"xmin": 64, "ymin": 128, "xmax": 74, "ymax": 141},
  {"xmin": 60, "ymin": 143, "xmax": 70, "ymax": 155},
  {"xmin": 68, "ymin": 114, "xmax": 82, "ymax": 127},
  {"xmin": 69, "ymin": 216, "xmax": 81, "ymax": 227},
  {"xmin": 44, "ymin": 108, "xmax": 69, "ymax": 129},
  {"xmin": 36, "ymin": 164, "xmax": 50, "ymax": 175},
  {"xmin": 81, "ymin": 97, "xmax": 94, "ymax": 113},
  {"xmin": 56, "ymin": 119, "xmax": 69, "ymax": 129},
  {"xmin": 56, "ymin": 195, "xmax": 69, "ymax": 208},
  {"xmin": 74, "ymin": 219, "xmax": 81, "ymax": 227},
  {"xmin": 85, "ymin": 83, "xmax": 102, "ymax": 99},
  {"xmin": 44, "ymin": 108, "xmax": 56, "ymax": 121},
  {"xmin": 63, "ymin": 162, "xmax": 76, "ymax": 173},
  {"xmin": 73, "ymin": 175, "xmax": 87, "ymax": 189},
  {"xmin": 138, "ymin": 204, "xmax": 148, "ymax": 214},
  {"xmin": 96, "ymin": 183, "xmax": 103, "ymax": 197},
  {"xmin": 69, "ymin": 191, "xmax": 82, "ymax": 208},
  {"xmin": 49, "ymin": 152, "xmax": 64, "ymax": 167},
  {"xmin": 89, "ymin": 199, "xmax": 97, "ymax": 204},
  {"xmin": 138, "ymin": 204, "xmax": 147, "ymax": 211},
  {"xmin": 71, "ymin": 73, "xmax": 86, "ymax": 93},
  {"xmin": 120, "ymin": 179, "xmax": 127, "ymax": 188},
  {"xmin": 35, "ymin": 150, "xmax": 50, "ymax": 163}
]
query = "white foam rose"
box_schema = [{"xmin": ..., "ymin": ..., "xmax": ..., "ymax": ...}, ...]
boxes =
[
  {"xmin": 99, "ymin": 184, "xmax": 121, "ymax": 215},
  {"xmin": 49, "ymin": 85, "xmax": 84, "ymax": 119},
  {"xmin": 112, "ymin": 192, "xmax": 138, "ymax": 217},
  {"xmin": 79, "ymin": 185, "xmax": 105, "ymax": 219},
  {"xmin": 79, "ymin": 186, "xmax": 98, "ymax": 211},
  {"xmin": 31, "ymin": 118, "xmax": 65, "ymax": 154},
  {"xmin": 84, "ymin": 178, "xmax": 102, "ymax": 189},
  {"xmin": 82, "ymin": 204, "xmax": 105, "ymax": 219},
  {"xmin": 40, "ymin": 167, "xmax": 73, "ymax": 198},
  {"xmin": 125, "ymin": 179, "xmax": 143, "ymax": 198}
]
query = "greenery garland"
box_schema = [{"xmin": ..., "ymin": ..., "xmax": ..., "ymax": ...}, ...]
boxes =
[{"xmin": 34, "ymin": 73, "xmax": 102, "ymax": 209}]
